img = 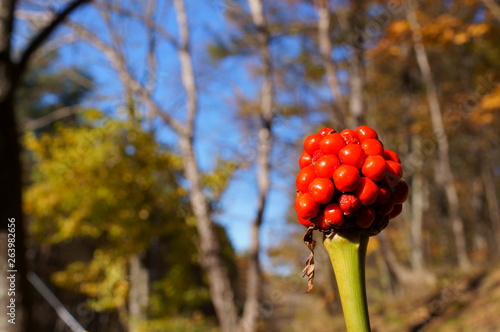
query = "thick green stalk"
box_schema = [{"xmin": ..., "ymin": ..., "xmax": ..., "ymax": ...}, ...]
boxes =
[{"xmin": 323, "ymin": 231, "xmax": 370, "ymax": 332}]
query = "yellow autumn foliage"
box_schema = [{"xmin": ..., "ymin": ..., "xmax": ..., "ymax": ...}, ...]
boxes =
[
  {"xmin": 467, "ymin": 23, "xmax": 489, "ymax": 37},
  {"xmin": 24, "ymin": 110, "xmax": 193, "ymax": 312},
  {"xmin": 472, "ymin": 86, "xmax": 500, "ymax": 124},
  {"xmin": 480, "ymin": 86, "xmax": 500, "ymax": 110},
  {"xmin": 24, "ymin": 110, "xmax": 239, "ymax": 316},
  {"xmin": 52, "ymin": 250, "xmax": 128, "ymax": 311},
  {"xmin": 24, "ymin": 112, "xmax": 184, "ymax": 246}
]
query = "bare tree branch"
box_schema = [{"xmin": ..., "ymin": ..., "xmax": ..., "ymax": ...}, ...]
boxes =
[
  {"xmin": 27, "ymin": 272, "xmax": 86, "ymax": 332},
  {"xmin": 0, "ymin": 0, "xmax": 16, "ymax": 89},
  {"xmin": 20, "ymin": 105, "xmax": 83, "ymax": 130},
  {"xmin": 145, "ymin": 0, "xmax": 157, "ymax": 92},
  {"xmin": 99, "ymin": 2, "xmax": 127, "ymax": 62},
  {"xmin": 14, "ymin": 9, "xmax": 51, "ymax": 24},
  {"xmin": 64, "ymin": 68, "xmax": 94, "ymax": 89},
  {"xmin": 96, "ymin": 1, "xmax": 177, "ymax": 47},
  {"xmin": 34, "ymin": 33, "xmax": 79, "ymax": 59},
  {"xmin": 174, "ymin": 0, "xmax": 197, "ymax": 135},
  {"xmin": 482, "ymin": 0, "xmax": 500, "ymax": 22},
  {"xmin": 97, "ymin": 1, "xmax": 140, "ymax": 120},
  {"xmin": 17, "ymin": 0, "xmax": 92, "ymax": 76},
  {"xmin": 67, "ymin": 21, "xmax": 185, "ymax": 134}
]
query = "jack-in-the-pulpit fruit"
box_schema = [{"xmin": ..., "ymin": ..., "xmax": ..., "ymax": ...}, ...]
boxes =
[{"xmin": 294, "ymin": 126, "xmax": 408, "ymax": 235}]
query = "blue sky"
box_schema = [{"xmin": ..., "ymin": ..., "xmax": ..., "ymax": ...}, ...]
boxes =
[{"xmin": 27, "ymin": 0, "xmax": 319, "ymax": 266}]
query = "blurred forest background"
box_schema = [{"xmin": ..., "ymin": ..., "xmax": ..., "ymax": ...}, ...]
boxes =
[{"xmin": 0, "ymin": 0, "xmax": 499, "ymax": 331}]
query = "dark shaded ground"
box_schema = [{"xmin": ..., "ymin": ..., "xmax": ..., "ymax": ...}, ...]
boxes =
[{"xmin": 370, "ymin": 267, "xmax": 500, "ymax": 332}]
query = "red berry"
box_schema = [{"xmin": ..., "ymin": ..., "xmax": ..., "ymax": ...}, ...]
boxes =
[
  {"xmin": 295, "ymin": 193, "xmax": 320, "ymax": 219},
  {"xmin": 303, "ymin": 133, "xmax": 323, "ymax": 156},
  {"xmin": 339, "ymin": 194, "xmax": 361, "ymax": 215},
  {"xmin": 388, "ymin": 204, "xmax": 403, "ymax": 219},
  {"xmin": 318, "ymin": 127, "xmax": 335, "ymax": 136},
  {"xmin": 340, "ymin": 129, "xmax": 359, "ymax": 145},
  {"xmin": 361, "ymin": 139, "xmax": 384, "ymax": 156},
  {"xmin": 392, "ymin": 180, "xmax": 409, "ymax": 204},
  {"xmin": 339, "ymin": 144, "xmax": 365, "ymax": 169},
  {"xmin": 357, "ymin": 206, "xmax": 376, "ymax": 228},
  {"xmin": 376, "ymin": 185, "xmax": 391, "ymax": 203},
  {"xmin": 361, "ymin": 155, "xmax": 386, "ymax": 181},
  {"xmin": 298, "ymin": 152, "xmax": 312, "ymax": 169},
  {"xmin": 315, "ymin": 154, "xmax": 340, "ymax": 178},
  {"xmin": 377, "ymin": 201, "xmax": 395, "ymax": 216},
  {"xmin": 319, "ymin": 133, "xmax": 346, "ymax": 155},
  {"xmin": 311, "ymin": 150, "xmax": 324, "ymax": 163},
  {"xmin": 355, "ymin": 177, "xmax": 379, "ymax": 206},
  {"xmin": 308, "ymin": 178, "xmax": 335, "ymax": 204},
  {"xmin": 296, "ymin": 165, "xmax": 316, "ymax": 193},
  {"xmin": 371, "ymin": 215, "xmax": 389, "ymax": 234},
  {"xmin": 313, "ymin": 210, "xmax": 331, "ymax": 230},
  {"xmin": 298, "ymin": 216, "xmax": 314, "ymax": 227},
  {"xmin": 384, "ymin": 160, "xmax": 403, "ymax": 187},
  {"xmin": 324, "ymin": 203, "xmax": 345, "ymax": 226},
  {"xmin": 333, "ymin": 165, "xmax": 360, "ymax": 192},
  {"xmin": 355, "ymin": 126, "xmax": 378, "ymax": 142},
  {"xmin": 383, "ymin": 149, "xmax": 400, "ymax": 163}
]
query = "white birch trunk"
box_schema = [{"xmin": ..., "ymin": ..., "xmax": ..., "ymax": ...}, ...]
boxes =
[
  {"xmin": 128, "ymin": 254, "xmax": 149, "ymax": 332},
  {"xmin": 173, "ymin": 1, "xmax": 239, "ymax": 331},
  {"xmin": 239, "ymin": 1, "xmax": 274, "ymax": 331},
  {"xmin": 406, "ymin": 0, "xmax": 471, "ymax": 269},
  {"xmin": 317, "ymin": 1, "xmax": 346, "ymax": 127}
]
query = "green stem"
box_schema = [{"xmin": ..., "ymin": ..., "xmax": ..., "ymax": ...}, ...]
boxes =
[{"xmin": 323, "ymin": 231, "xmax": 370, "ymax": 332}]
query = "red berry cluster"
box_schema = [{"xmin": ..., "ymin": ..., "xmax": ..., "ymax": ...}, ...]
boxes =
[{"xmin": 295, "ymin": 126, "xmax": 408, "ymax": 236}]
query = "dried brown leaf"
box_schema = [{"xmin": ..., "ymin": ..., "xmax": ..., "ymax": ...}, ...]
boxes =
[{"xmin": 302, "ymin": 226, "xmax": 316, "ymax": 293}]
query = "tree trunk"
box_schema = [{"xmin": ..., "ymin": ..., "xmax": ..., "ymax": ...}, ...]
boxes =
[
  {"xmin": 409, "ymin": 136, "xmax": 425, "ymax": 271},
  {"xmin": 378, "ymin": 232, "xmax": 413, "ymax": 290},
  {"xmin": 0, "ymin": 1, "xmax": 99, "ymax": 331},
  {"xmin": 173, "ymin": 1, "xmax": 239, "ymax": 331},
  {"xmin": 379, "ymin": 231, "xmax": 436, "ymax": 292},
  {"xmin": 73, "ymin": 2, "xmax": 241, "ymax": 330},
  {"xmin": 0, "ymin": 95, "xmax": 30, "ymax": 332},
  {"xmin": 239, "ymin": 1, "xmax": 273, "ymax": 331},
  {"xmin": 347, "ymin": 0, "xmax": 366, "ymax": 128},
  {"xmin": 406, "ymin": 0, "xmax": 471, "ymax": 269},
  {"xmin": 407, "ymin": 141, "xmax": 436, "ymax": 286},
  {"xmin": 316, "ymin": 0, "xmax": 346, "ymax": 128},
  {"xmin": 0, "ymin": 71, "xmax": 32, "ymax": 332},
  {"xmin": 401, "ymin": 62, "xmax": 429, "ymax": 274},
  {"xmin": 481, "ymin": 162, "xmax": 500, "ymax": 255},
  {"xmin": 128, "ymin": 254, "xmax": 149, "ymax": 332},
  {"xmin": 375, "ymin": 246, "xmax": 394, "ymax": 295},
  {"xmin": 1, "ymin": 1, "xmax": 31, "ymax": 330},
  {"xmin": 179, "ymin": 137, "xmax": 239, "ymax": 332}
]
